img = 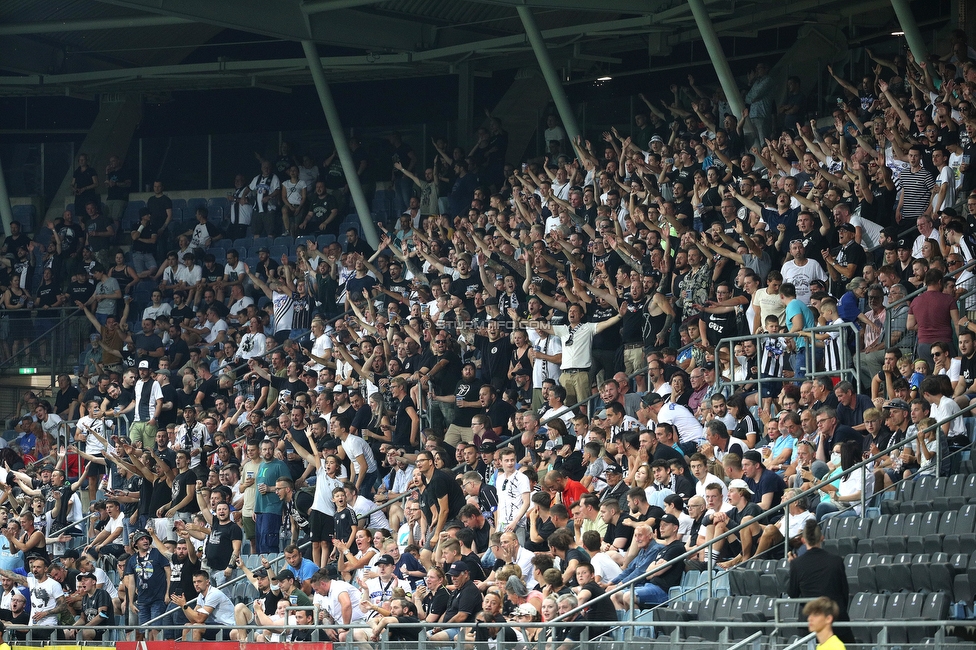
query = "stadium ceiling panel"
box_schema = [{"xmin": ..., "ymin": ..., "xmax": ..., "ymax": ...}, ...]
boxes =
[{"xmin": 0, "ymin": 0, "xmax": 906, "ymax": 97}]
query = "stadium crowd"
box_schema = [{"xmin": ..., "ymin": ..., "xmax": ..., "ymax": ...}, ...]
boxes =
[{"xmin": 1, "ymin": 32, "xmax": 976, "ymax": 645}]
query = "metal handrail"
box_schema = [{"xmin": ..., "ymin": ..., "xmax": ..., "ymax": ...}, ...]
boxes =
[
  {"xmin": 715, "ymin": 323, "xmax": 861, "ymax": 394},
  {"xmin": 6, "ymin": 617, "xmax": 964, "ymax": 643},
  {"xmin": 141, "ymin": 488, "xmax": 413, "ymax": 627},
  {"xmin": 552, "ymin": 396, "xmax": 976, "ymax": 622},
  {"xmin": 884, "ymin": 256, "xmax": 976, "ymax": 347},
  {"xmin": 0, "ymin": 306, "xmax": 84, "ymax": 370}
]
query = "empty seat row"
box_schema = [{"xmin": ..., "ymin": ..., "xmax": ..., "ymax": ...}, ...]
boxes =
[
  {"xmin": 821, "ymin": 505, "xmax": 976, "ymax": 557},
  {"xmin": 654, "ymin": 596, "xmax": 807, "ymax": 641},
  {"xmin": 883, "ymin": 473, "xmax": 976, "ymax": 515},
  {"xmin": 727, "ymin": 559, "xmax": 790, "ymax": 598},
  {"xmin": 849, "ymin": 591, "xmax": 949, "ymax": 645},
  {"xmin": 845, "ymin": 551, "xmax": 964, "ymax": 598}
]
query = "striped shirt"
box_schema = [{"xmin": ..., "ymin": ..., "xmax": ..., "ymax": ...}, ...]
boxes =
[
  {"xmin": 271, "ymin": 290, "xmax": 296, "ymax": 334},
  {"xmin": 896, "ymin": 166, "xmax": 935, "ymax": 221}
]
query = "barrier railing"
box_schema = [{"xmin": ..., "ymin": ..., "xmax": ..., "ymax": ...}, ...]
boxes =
[
  {"xmin": 884, "ymin": 256, "xmax": 976, "ymax": 348},
  {"xmin": 550, "ymin": 397, "xmax": 976, "ymax": 625},
  {"xmin": 16, "ymin": 616, "xmax": 966, "ymax": 646},
  {"xmin": 715, "ymin": 323, "xmax": 861, "ymax": 397}
]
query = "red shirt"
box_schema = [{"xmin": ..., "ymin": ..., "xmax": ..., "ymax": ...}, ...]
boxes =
[
  {"xmin": 908, "ymin": 290, "xmax": 957, "ymax": 343},
  {"xmin": 561, "ymin": 479, "xmax": 588, "ymax": 508}
]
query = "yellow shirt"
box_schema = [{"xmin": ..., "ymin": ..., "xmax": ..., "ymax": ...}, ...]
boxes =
[{"xmin": 817, "ymin": 635, "xmax": 846, "ymax": 650}]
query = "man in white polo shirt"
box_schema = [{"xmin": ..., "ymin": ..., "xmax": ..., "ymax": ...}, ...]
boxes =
[{"xmin": 547, "ymin": 303, "xmax": 622, "ymax": 413}]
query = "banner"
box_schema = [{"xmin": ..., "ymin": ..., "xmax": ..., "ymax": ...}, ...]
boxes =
[{"xmin": 115, "ymin": 640, "xmax": 332, "ymax": 650}]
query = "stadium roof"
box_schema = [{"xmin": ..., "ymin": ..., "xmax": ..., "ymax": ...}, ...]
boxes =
[{"xmin": 0, "ymin": 0, "xmax": 935, "ymax": 97}]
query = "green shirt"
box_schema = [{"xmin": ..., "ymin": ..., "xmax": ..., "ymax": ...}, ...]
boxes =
[{"xmin": 255, "ymin": 458, "xmax": 290, "ymax": 514}]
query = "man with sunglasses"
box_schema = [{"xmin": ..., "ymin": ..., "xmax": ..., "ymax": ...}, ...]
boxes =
[{"xmin": 544, "ymin": 303, "xmax": 623, "ymax": 412}]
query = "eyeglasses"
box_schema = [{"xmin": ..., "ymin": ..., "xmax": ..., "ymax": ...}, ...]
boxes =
[
  {"xmin": 933, "ymin": 352, "xmax": 943, "ymax": 357},
  {"xmin": 949, "ymin": 260, "xmax": 963, "ymax": 266}
]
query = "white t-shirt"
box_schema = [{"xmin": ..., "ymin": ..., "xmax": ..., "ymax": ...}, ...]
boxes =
[
  {"xmin": 552, "ymin": 322, "xmax": 597, "ymax": 369},
  {"xmin": 143, "ymin": 303, "xmax": 172, "ymax": 321},
  {"xmin": 778, "ymin": 509, "xmax": 815, "ymax": 539},
  {"xmin": 312, "ymin": 579, "xmax": 366, "ymax": 624},
  {"xmin": 912, "ymin": 229, "xmax": 943, "ymax": 260},
  {"xmin": 282, "ymin": 179, "xmax": 307, "ymax": 208},
  {"xmin": 310, "ymin": 333, "xmax": 334, "ymax": 372},
  {"xmin": 527, "ymin": 330, "xmax": 562, "ymax": 388},
  {"xmin": 175, "ymin": 264, "xmax": 202, "ymax": 286},
  {"xmin": 849, "ymin": 214, "xmax": 883, "ymax": 250},
  {"xmin": 27, "ymin": 575, "xmax": 63, "ymax": 627},
  {"xmin": 341, "ymin": 434, "xmax": 377, "ymax": 476},
  {"xmin": 496, "ymin": 470, "xmax": 530, "ymax": 529},
  {"xmin": 657, "ymin": 402, "xmax": 704, "ymax": 444},
  {"xmin": 205, "ymin": 319, "xmax": 228, "ymax": 344},
  {"xmin": 932, "ymin": 166, "xmax": 956, "ymax": 213},
  {"xmin": 589, "ymin": 552, "xmax": 622, "ymax": 582},
  {"xmin": 781, "ymin": 259, "xmax": 826, "ymax": 305},
  {"xmin": 191, "ymin": 223, "xmax": 212, "ymax": 250}
]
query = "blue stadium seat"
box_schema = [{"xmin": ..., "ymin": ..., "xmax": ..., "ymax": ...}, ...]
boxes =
[
  {"xmin": 206, "ymin": 197, "xmax": 228, "ymax": 220},
  {"xmin": 272, "ymin": 236, "xmax": 293, "ymax": 250},
  {"xmin": 317, "ymin": 234, "xmax": 336, "ymax": 248},
  {"xmin": 11, "ymin": 204, "xmax": 36, "ymax": 231},
  {"xmin": 269, "ymin": 245, "xmax": 289, "ymax": 260},
  {"xmin": 251, "ymin": 237, "xmax": 272, "ymax": 250},
  {"xmin": 232, "ymin": 238, "xmax": 251, "ymax": 251},
  {"xmin": 186, "ymin": 197, "xmax": 207, "ymax": 215},
  {"xmin": 243, "ymin": 256, "xmax": 258, "ymax": 271},
  {"xmin": 213, "ymin": 239, "xmax": 232, "ymax": 252},
  {"xmin": 295, "ymin": 236, "xmax": 313, "ymax": 250},
  {"xmin": 170, "ymin": 198, "xmax": 187, "ymax": 221},
  {"xmin": 232, "ymin": 246, "xmax": 247, "ymax": 259}
]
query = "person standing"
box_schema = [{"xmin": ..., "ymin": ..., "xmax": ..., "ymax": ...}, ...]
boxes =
[
  {"xmin": 124, "ymin": 530, "xmax": 171, "ymax": 641},
  {"xmin": 72, "ymin": 153, "xmax": 99, "ymax": 217},
  {"xmin": 788, "ymin": 520, "xmax": 853, "ymax": 646},
  {"xmin": 130, "ymin": 360, "xmax": 163, "ymax": 450},
  {"xmin": 908, "ymin": 269, "xmax": 960, "ymax": 366},
  {"xmin": 547, "ymin": 303, "xmax": 623, "ymax": 412},
  {"xmin": 255, "ymin": 438, "xmax": 290, "ymax": 554}
]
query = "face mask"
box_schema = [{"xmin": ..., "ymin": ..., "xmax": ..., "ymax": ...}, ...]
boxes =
[
  {"xmin": 830, "ymin": 453, "xmax": 841, "ymax": 466},
  {"xmin": 735, "ymin": 355, "xmax": 748, "ymax": 367}
]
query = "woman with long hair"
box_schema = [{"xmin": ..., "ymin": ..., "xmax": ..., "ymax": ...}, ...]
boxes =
[
  {"xmin": 360, "ymin": 391, "xmax": 392, "ymax": 461},
  {"xmin": 413, "ymin": 566, "xmax": 449, "ymax": 622},
  {"xmin": 728, "ymin": 393, "xmax": 760, "ymax": 448}
]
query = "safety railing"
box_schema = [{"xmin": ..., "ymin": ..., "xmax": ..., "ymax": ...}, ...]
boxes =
[
  {"xmin": 0, "ymin": 306, "xmax": 87, "ymax": 386},
  {"xmin": 14, "ymin": 616, "xmax": 966, "ymax": 647},
  {"xmin": 141, "ymin": 488, "xmax": 413, "ymax": 627},
  {"xmin": 715, "ymin": 323, "xmax": 862, "ymax": 397},
  {"xmin": 884, "ymin": 256, "xmax": 976, "ymax": 348},
  {"xmin": 550, "ymin": 396, "xmax": 976, "ymax": 625}
]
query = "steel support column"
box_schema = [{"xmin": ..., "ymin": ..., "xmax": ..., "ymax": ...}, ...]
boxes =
[
  {"xmin": 0, "ymin": 154, "xmax": 14, "ymax": 237},
  {"xmin": 457, "ymin": 61, "xmax": 473, "ymax": 150},
  {"xmin": 687, "ymin": 0, "xmax": 746, "ymax": 119},
  {"xmin": 302, "ymin": 40, "xmax": 379, "ymax": 249},
  {"xmin": 890, "ymin": 0, "xmax": 929, "ymax": 63},
  {"xmin": 516, "ymin": 6, "xmax": 580, "ymax": 144}
]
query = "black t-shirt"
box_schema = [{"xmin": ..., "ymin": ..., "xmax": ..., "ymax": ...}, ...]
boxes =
[
  {"xmin": 204, "ymin": 519, "xmax": 243, "ymax": 571},
  {"xmin": 169, "ymin": 554, "xmax": 201, "ymax": 598},
  {"xmin": 1, "ymin": 608, "xmax": 29, "ymax": 640},
  {"xmin": 452, "ymin": 380, "xmax": 483, "ymax": 427},
  {"xmin": 703, "ymin": 310, "xmax": 737, "ymax": 347},
  {"xmin": 73, "ymin": 166, "xmax": 98, "ymax": 203},
  {"xmin": 167, "ymin": 338, "xmax": 189, "ymax": 367},
  {"xmin": 428, "ymin": 351, "xmax": 462, "ymax": 397},
  {"xmin": 334, "ymin": 506, "xmax": 357, "ymax": 543},
  {"xmin": 649, "ymin": 539, "xmax": 686, "ymax": 590},
  {"xmin": 420, "ymin": 469, "xmax": 466, "ymax": 524},
  {"xmin": 393, "ymin": 395, "xmax": 417, "ymax": 448},
  {"xmin": 69, "ymin": 279, "xmax": 95, "ymax": 305},
  {"xmin": 443, "ymin": 580, "xmax": 481, "ymax": 620},
  {"xmin": 55, "ymin": 385, "xmax": 80, "ymax": 415},
  {"xmin": 961, "ymin": 353, "xmax": 976, "ymax": 389},
  {"xmin": 475, "ymin": 335, "xmax": 512, "ymax": 386},
  {"xmin": 171, "ymin": 469, "xmax": 200, "ymax": 513},
  {"xmin": 527, "ymin": 518, "xmax": 556, "ymax": 552},
  {"xmin": 620, "ymin": 297, "xmax": 646, "ymax": 344},
  {"xmin": 421, "ymin": 586, "xmax": 450, "ymax": 620},
  {"xmin": 485, "ymin": 399, "xmax": 515, "ymax": 433},
  {"xmin": 81, "ymin": 587, "xmax": 112, "ymax": 629},
  {"xmin": 306, "ymin": 194, "xmax": 338, "ymax": 232},
  {"xmin": 147, "ymin": 195, "xmax": 173, "ymax": 229}
]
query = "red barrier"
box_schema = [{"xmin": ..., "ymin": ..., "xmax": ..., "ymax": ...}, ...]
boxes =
[{"xmin": 115, "ymin": 641, "xmax": 332, "ymax": 650}]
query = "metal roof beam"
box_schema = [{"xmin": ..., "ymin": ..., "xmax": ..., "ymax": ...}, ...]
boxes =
[
  {"xmin": 0, "ymin": 15, "xmax": 192, "ymax": 36},
  {"xmin": 466, "ymin": 0, "xmax": 671, "ymax": 12}
]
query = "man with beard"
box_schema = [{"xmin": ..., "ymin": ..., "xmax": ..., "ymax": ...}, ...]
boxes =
[
  {"xmin": 150, "ymin": 530, "xmax": 201, "ymax": 639},
  {"xmin": 123, "ymin": 530, "xmax": 171, "ymax": 640},
  {"xmin": 298, "ymin": 180, "xmax": 339, "ymax": 235},
  {"xmin": 197, "ymin": 493, "xmax": 243, "ymax": 586}
]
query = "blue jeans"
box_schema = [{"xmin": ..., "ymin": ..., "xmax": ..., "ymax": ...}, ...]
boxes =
[
  {"xmin": 816, "ymin": 502, "xmax": 858, "ymax": 521},
  {"xmin": 792, "ymin": 349, "xmax": 808, "ymax": 381},
  {"xmin": 255, "ymin": 512, "xmax": 282, "ymax": 554},
  {"xmin": 359, "ymin": 470, "xmax": 378, "ymax": 499},
  {"xmin": 138, "ymin": 597, "xmax": 166, "ymax": 626},
  {"xmin": 160, "ymin": 601, "xmax": 188, "ymax": 639},
  {"xmin": 635, "ymin": 582, "xmax": 669, "ymax": 606}
]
